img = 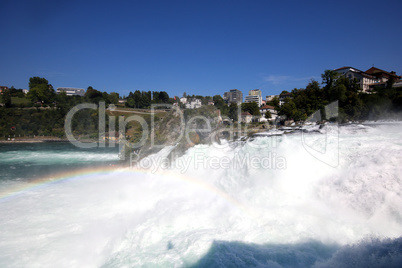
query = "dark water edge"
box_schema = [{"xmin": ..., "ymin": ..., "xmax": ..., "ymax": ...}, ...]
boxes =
[{"xmin": 189, "ymin": 237, "xmax": 402, "ymax": 268}]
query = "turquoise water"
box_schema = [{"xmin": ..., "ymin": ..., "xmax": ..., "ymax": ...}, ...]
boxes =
[{"xmin": 0, "ymin": 142, "xmax": 120, "ymax": 183}]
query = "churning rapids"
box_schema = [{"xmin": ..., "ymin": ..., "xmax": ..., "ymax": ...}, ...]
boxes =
[{"xmin": 1, "ymin": 123, "xmax": 402, "ymax": 267}]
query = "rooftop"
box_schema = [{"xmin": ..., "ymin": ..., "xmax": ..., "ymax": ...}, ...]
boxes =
[{"xmin": 261, "ymin": 105, "xmax": 275, "ymax": 110}]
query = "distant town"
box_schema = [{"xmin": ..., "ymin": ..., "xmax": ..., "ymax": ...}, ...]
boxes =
[{"xmin": 1, "ymin": 66, "xmax": 402, "ymax": 132}]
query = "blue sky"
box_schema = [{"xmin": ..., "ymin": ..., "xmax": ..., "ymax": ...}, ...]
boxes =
[{"xmin": 1, "ymin": 0, "xmax": 401, "ymax": 98}]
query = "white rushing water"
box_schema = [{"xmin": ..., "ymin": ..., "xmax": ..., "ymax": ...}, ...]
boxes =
[{"xmin": 0, "ymin": 124, "xmax": 402, "ymax": 267}]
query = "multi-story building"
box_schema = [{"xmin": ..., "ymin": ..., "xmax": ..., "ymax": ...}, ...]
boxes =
[
  {"xmin": 333, "ymin": 67, "xmax": 377, "ymax": 92},
  {"xmin": 56, "ymin": 87, "xmax": 85, "ymax": 96},
  {"xmin": 223, "ymin": 89, "xmax": 243, "ymax": 104},
  {"xmin": 334, "ymin": 66, "xmax": 402, "ymax": 92},
  {"xmin": 365, "ymin": 67, "xmax": 401, "ymax": 89},
  {"xmin": 244, "ymin": 89, "xmax": 262, "ymax": 106}
]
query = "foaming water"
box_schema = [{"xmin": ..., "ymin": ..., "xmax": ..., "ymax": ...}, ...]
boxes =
[{"xmin": 0, "ymin": 125, "xmax": 402, "ymax": 267}]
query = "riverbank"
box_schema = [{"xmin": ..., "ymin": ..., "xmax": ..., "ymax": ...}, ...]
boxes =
[{"xmin": 0, "ymin": 137, "xmax": 96, "ymax": 144}]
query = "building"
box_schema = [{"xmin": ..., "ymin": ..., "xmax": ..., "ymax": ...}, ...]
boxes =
[
  {"xmin": 22, "ymin": 89, "xmax": 29, "ymax": 94},
  {"xmin": 244, "ymin": 89, "xmax": 262, "ymax": 106},
  {"xmin": 56, "ymin": 87, "xmax": 85, "ymax": 96},
  {"xmin": 334, "ymin": 66, "xmax": 402, "ymax": 92},
  {"xmin": 266, "ymin": 95, "xmax": 278, "ymax": 102},
  {"xmin": 260, "ymin": 105, "xmax": 276, "ymax": 114},
  {"xmin": 207, "ymin": 100, "xmax": 214, "ymax": 105},
  {"xmin": 366, "ymin": 67, "xmax": 401, "ymax": 83},
  {"xmin": 393, "ymin": 80, "xmax": 402, "ymax": 88},
  {"xmin": 185, "ymin": 98, "xmax": 202, "ymax": 109},
  {"xmin": 180, "ymin": 97, "xmax": 187, "ymax": 104},
  {"xmin": 240, "ymin": 112, "xmax": 253, "ymax": 123},
  {"xmin": 223, "ymin": 89, "xmax": 243, "ymax": 104},
  {"xmin": 334, "ymin": 67, "xmax": 378, "ymax": 92},
  {"xmin": 260, "ymin": 105, "xmax": 278, "ymax": 121},
  {"xmin": 248, "ymin": 89, "xmax": 262, "ymax": 97},
  {"xmin": 244, "ymin": 95, "xmax": 262, "ymax": 106},
  {"xmin": 365, "ymin": 67, "xmax": 402, "ymax": 90}
]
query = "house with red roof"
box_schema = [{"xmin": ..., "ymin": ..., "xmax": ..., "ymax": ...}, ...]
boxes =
[
  {"xmin": 334, "ymin": 66, "xmax": 401, "ymax": 92},
  {"xmin": 334, "ymin": 67, "xmax": 377, "ymax": 92},
  {"xmin": 240, "ymin": 112, "xmax": 253, "ymax": 123}
]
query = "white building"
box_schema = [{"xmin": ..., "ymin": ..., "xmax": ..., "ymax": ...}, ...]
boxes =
[
  {"xmin": 260, "ymin": 105, "xmax": 278, "ymax": 121},
  {"xmin": 185, "ymin": 98, "xmax": 202, "ymax": 109},
  {"xmin": 56, "ymin": 87, "xmax": 85, "ymax": 96},
  {"xmin": 334, "ymin": 67, "xmax": 378, "ymax": 92},
  {"xmin": 240, "ymin": 112, "xmax": 253, "ymax": 123},
  {"xmin": 244, "ymin": 89, "xmax": 262, "ymax": 106},
  {"xmin": 365, "ymin": 67, "xmax": 402, "ymax": 90},
  {"xmin": 180, "ymin": 97, "xmax": 187, "ymax": 104}
]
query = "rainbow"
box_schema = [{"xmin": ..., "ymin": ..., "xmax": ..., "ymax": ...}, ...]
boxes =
[
  {"xmin": 0, "ymin": 166, "xmax": 251, "ymax": 217},
  {"xmin": 0, "ymin": 166, "xmax": 119, "ymax": 202}
]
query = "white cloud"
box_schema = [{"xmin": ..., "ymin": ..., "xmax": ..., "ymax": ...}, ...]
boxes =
[
  {"xmin": 264, "ymin": 75, "xmax": 318, "ymax": 86},
  {"xmin": 264, "ymin": 75, "xmax": 291, "ymax": 85}
]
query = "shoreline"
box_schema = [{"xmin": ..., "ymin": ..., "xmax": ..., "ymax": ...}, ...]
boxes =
[{"xmin": 0, "ymin": 138, "xmax": 96, "ymax": 144}]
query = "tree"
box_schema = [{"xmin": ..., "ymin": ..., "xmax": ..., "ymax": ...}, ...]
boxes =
[
  {"xmin": 8, "ymin": 86, "xmax": 25, "ymax": 98},
  {"xmin": 2, "ymin": 88, "xmax": 12, "ymax": 108},
  {"xmin": 85, "ymin": 87, "xmax": 103, "ymax": 103},
  {"xmin": 321, "ymin": 69, "xmax": 340, "ymax": 89},
  {"xmin": 27, "ymin": 84, "xmax": 54, "ymax": 104},
  {"xmin": 228, "ymin": 103, "xmax": 239, "ymax": 122},
  {"xmin": 152, "ymin": 91, "xmax": 160, "ymax": 103},
  {"xmin": 272, "ymin": 97, "xmax": 280, "ymax": 110},
  {"xmin": 27, "ymin": 77, "xmax": 54, "ymax": 104},
  {"xmin": 29, "ymin": 77, "xmax": 48, "ymax": 90},
  {"xmin": 133, "ymin": 90, "xmax": 142, "ymax": 108},
  {"xmin": 278, "ymin": 98, "xmax": 305, "ymax": 121},
  {"xmin": 159, "ymin": 91, "xmax": 169, "ymax": 103},
  {"xmin": 108, "ymin": 92, "xmax": 119, "ymax": 104},
  {"xmin": 126, "ymin": 98, "xmax": 135, "ymax": 108},
  {"xmin": 241, "ymin": 102, "xmax": 261, "ymax": 116},
  {"xmin": 140, "ymin": 91, "xmax": 151, "ymax": 108},
  {"xmin": 213, "ymin": 95, "xmax": 228, "ymax": 116},
  {"xmin": 265, "ymin": 111, "xmax": 272, "ymax": 119},
  {"xmin": 102, "ymin": 92, "xmax": 111, "ymax": 104}
]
